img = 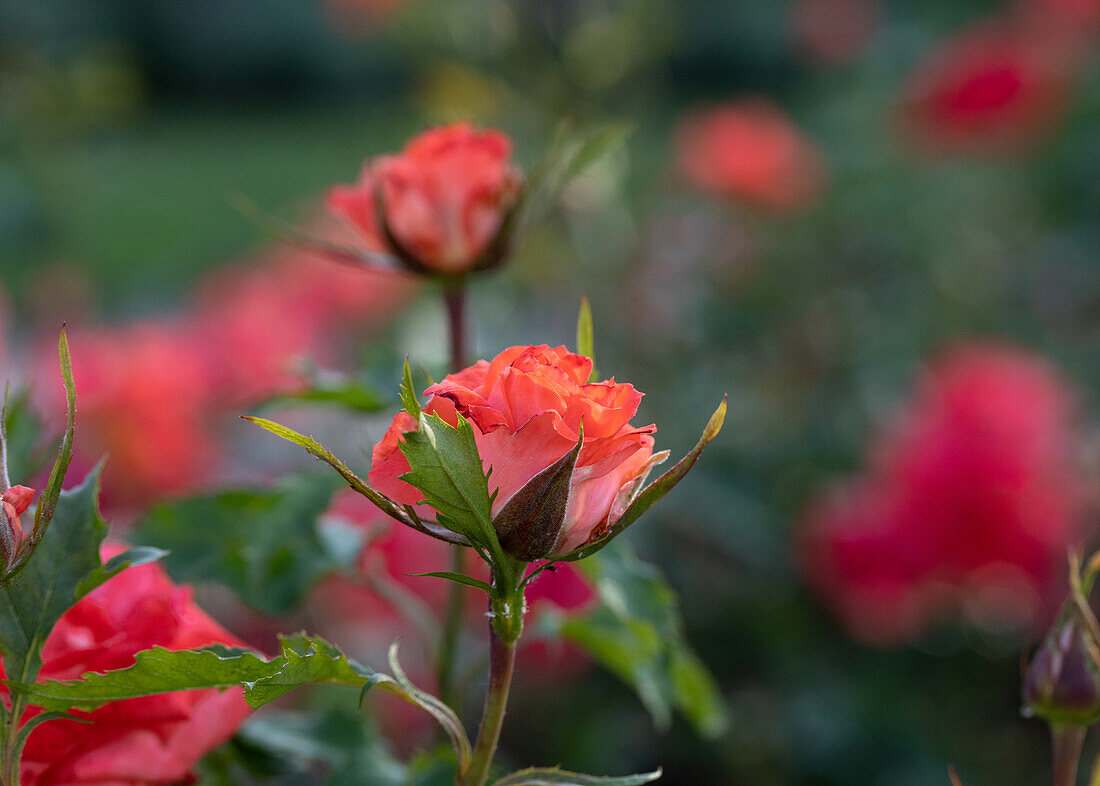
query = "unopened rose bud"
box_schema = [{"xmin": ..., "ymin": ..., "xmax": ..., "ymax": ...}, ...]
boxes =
[
  {"xmin": 1023, "ymin": 601, "xmax": 1100, "ymax": 727},
  {"xmin": 328, "ymin": 123, "xmax": 523, "ymax": 276},
  {"xmin": 0, "ymin": 485, "xmax": 35, "ymax": 569}
]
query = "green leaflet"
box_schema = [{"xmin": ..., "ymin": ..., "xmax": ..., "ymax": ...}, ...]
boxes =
[
  {"xmin": 5, "ymin": 634, "xmax": 472, "ymax": 772},
  {"xmin": 135, "ymin": 473, "xmax": 344, "ymax": 615},
  {"xmin": 0, "ymin": 468, "xmax": 109, "ymax": 687},
  {"xmin": 491, "ymin": 766, "xmax": 662, "ymax": 786},
  {"xmin": 398, "ymin": 412, "xmax": 510, "ymax": 576}
]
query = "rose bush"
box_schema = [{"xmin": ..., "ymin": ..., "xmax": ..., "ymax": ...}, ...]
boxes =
[
  {"xmin": 6, "ymin": 545, "xmax": 251, "ymax": 785},
  {"xmin": 327, "ymin": 123, "xmax": 523, "ymax": 274},
  {"xmin": 370, "ymin": 344, "xmax": 666, "ymax": 560}
]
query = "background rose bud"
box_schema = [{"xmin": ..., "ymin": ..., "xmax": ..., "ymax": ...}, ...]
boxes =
[
  {"xmin": 327, "ymin": 123, "xmax": 523, "ymax": 274},
  {"xmin": 0, "ymin": 485, "xmax": 34, "ymax": 563},
  {"xmin": 4, "ymin": 545, "xmax": 251, "ymax": 785},
  {"xmin": 1024, "ymin": 601, "xmax": 1100, "ymax": 726},
  {"xmin": 369, "ymin": 345, "xmax": 664, "ymax": 560}
]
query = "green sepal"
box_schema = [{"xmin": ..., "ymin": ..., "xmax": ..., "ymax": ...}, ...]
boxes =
[
  {"xmin": 491, "ymin": 766, "xmax": 661, "ymax": 785},
  {"xmin": 561, "ymin": 396, "xmax": 726, "ymax": 562},
  {"xmin": 243, "ymin": 416, "xmax": 468, "ymax": 546},
  {"xmin": 575, "ymin": 296, "xmax": 598, "ymax": 382},
  {"xmin": 406, "ymin": 571, "xmax": 494, "ymax": 593},
  {"xmin": 399, "ymin": 357, "xmax": 422, "ymax": 418}
]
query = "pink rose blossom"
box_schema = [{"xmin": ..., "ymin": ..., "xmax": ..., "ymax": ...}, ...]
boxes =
[{"xmin": 370, "ymin": 345, "xmax": 664, "ymax": 559}]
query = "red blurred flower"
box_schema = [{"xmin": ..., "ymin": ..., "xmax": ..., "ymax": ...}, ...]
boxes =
[
  {"xmin": 370, "ymin": 345, "xmax": 665, "ymax": 560},
  {"xmin": 898, "ymin": 20, "xmax": 1074, "ymax": 153},
  {"xmin": 328, "ymin": 123, "xmax": 523, "ymax": 274},
  {"xmin": 800, "ymin": 343, "xmax": 1081, "ymax": 645},
  {"xmin": 39, "ymin": 323, "xmax": 219, "ymax": 512},
  {"xmin": 674, "ymin": 100, "xmax": 828, "ymax": 212},
  {"xmin": 191, "ymin": 238, "xmax": 410, "ymax": 403},
  {"xmin": 789, "ymin": 0, "xmax": 882, "ymax": 64},
  {"xmin": 7, "ymin": 545, "xmax": 251, "ymax": 785}
]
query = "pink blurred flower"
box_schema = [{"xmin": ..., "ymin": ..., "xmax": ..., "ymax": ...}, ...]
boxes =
[
  {"xmin": 328, "ymin": 123, "xmax": 523, "ymax": 274},
  {"xmin": 800, "ymin": 343, "xmax": 1081, "ymax": 645},
  {"xmin": 674, "ymin": 100, "xmax": 828, "ymax": 212},
  {"xmin": 8, "ymin": 545, "xmax": 251, "ymax": 785},
  {"xmin": 898, "ymin": 20, "xmax": 1074, "ymax": 153}
]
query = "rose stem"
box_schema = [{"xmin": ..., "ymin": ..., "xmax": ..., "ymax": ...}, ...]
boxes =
[
  {"xmin": 1052, "ymin": 724, "xmax": 1086, "ymax": 786},
  {"xmin": 438, "ymin": 278, "xmax": 469, "ymax": 708},
  {"xmin": 463, "ymin": 622, "xmax": 517, "ymax": 786}
]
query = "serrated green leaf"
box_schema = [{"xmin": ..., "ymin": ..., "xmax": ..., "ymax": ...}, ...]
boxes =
[
  {"xmin": 398, "ymin": 412, "xmax": 509, "ymax": 576},
  {"xmin": 74, "ymin": 545, "xmax": 168, "ymax": 598},
  {"xmin": 400, "ymin": 357, "xmax": 422, "ymax": 418},
  {"xmin": 545, "ymin": 541, "xmax": 727, "ymax": 739},
  {"xmin": 492, "ymin": 766, "xmax": 661, "ymax": 786},
  {"xmin": 5, "ymin": 645, "xmax": 275, "ymax": 711},
  {"xmin": 0, "ymin": 468, "xmax": 107, "ymax": 686},
  {"xmin": 6, "ymin": 632, "xmax": 470, "ymax": 770},
  {"xmin": 564, "ymin": 397, "xmax": 726, "ymax": 562},
  {"xmin": 135, "ymin": 473, "xmax": 343, "ymax": 615},
  {"xmin": 245, "ymin": 634, "xmax": 371, "ymax": 708}
]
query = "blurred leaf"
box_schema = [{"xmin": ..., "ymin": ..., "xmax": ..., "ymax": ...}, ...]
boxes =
[
  {"xmin": 135, "ymin": 473, "xmax": 344, "ymax": 615},
  {"xmin": 257, "ymin": 374, "xmax": 390, "ymax": 414},
  {"xmin": 0, "ymin": 467, "xmax": 107, "ymax": 686},
  {"xmin": 575, "ymin": 296, "xmax": 598, "ymax": 382},
  {"xmin": 230, "ymin": 707, "xmax": 412, "ymax": 785},
  {"xmin": 521, "ymin": 122, "xmax": 633, "ymax": 232},
  {"xmin": 543, "ymin": 540, "xmax": 727, "ymax": 739},
  {"xmin": 492, "ymin": 767, "xmax": 661, "ymax": 785},
  {"xmin": 74, "ymin": 545, "xmax": 167, "ymax": 598},
  {"xmin": 1, "ymin": 390, "xmax": 49, "ymax": 484}
]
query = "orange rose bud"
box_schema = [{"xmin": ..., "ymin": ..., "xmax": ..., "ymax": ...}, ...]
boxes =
[
  {"xmin": 328, "ymin": 123, "xmax": 523, "ymax": 275},
  {"xmin": 0, "ymin": 485, "xmax": 35, "ymax": 568}
]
